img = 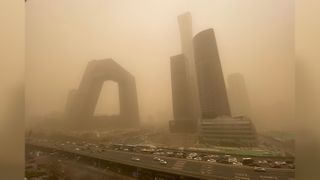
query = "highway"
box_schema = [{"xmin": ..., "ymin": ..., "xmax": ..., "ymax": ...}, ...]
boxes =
[{"xmin": 26, "ymin": 139, "xmax": 295, "ymax": 180}]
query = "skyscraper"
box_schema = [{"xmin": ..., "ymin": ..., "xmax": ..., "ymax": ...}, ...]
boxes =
[
  {"xmin": 178, "ymin": 12, "xmax": 201, "ymax": 122},
  {"xmin": 227, "ymin": 73, "xmax": 252, "ymax": 117},
  {"xmin": 170, "ymin": 54, "xmax": 192, "ymax": 120},
  {"xmin": 169, "ymin": 54, "xmax": 196, "ymax": 133},
  {"xmin": 193, "ymin": 29, "xmax": 231, "ymax": 119},
  {"xmin": 66, "ymin": 59, "xmax": 140, "ymax": 129},
  {"xmin": 169, "ymin": 13, "xmax": 198, "ymax": 133},
  {"xmin": 194, "ymin": 29, "xmax": 257, "ymax": 146}
]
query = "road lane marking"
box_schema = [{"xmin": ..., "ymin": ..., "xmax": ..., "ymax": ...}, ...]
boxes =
[
  {"xmin": 172, "ymin": 160, "xmax": 186, "ymax": 170},
  {"xmin": 234, "ymin": 176, "xmax": 250, "ymax": 180},
  {"xmin": 259, "ymin": 175, "xmax": 278, "ymax": 179},
  {"xmin": 201, "ymin": 164, "xmax": 215, "ymax": 175}
]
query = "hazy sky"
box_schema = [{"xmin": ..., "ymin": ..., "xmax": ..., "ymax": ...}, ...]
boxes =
[
  {"xmin": 0, "ymin": 0, "xmax": 25, "ymax": 178},
  {"xmin": 26, "ymin": 0, "xmax": 294, "ymax": 131}
]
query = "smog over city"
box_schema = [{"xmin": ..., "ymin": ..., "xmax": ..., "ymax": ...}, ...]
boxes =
[
  {"xmin": 4, "ymin": 0, "xmax": 313, "ymax": 179},
  {"xmin": 26, "ymin": 0, "xmax": 294, "ymax": 131}
]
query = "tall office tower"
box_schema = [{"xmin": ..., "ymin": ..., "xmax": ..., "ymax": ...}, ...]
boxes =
[
  {"xmin": 178, "ymin": 12, "xmax": 200, "ymax": 121},
  {"xmin": 169, "ymin": 12, "xmax": 199, "ymax": 133},
  {"xmin": 227, "ymin": 73, "xmax": 252, "ymax": 118},
  {"xmin": 169, "ymin": 54, "xmax": 197, "ymax": 133},
  {"xmin": 178, "ymin": 12, "xmax": 193, "ymax": 65},
  {"xmin": 193, "ymin": 29, "xmax": 231, "ymax": 119}
]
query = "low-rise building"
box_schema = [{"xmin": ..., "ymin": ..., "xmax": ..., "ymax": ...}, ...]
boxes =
[{"xmin": 199, "ymin": 116, "xmax": 257, "ymax": 146}]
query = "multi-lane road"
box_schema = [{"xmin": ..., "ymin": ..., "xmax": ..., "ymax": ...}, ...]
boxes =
[{"xmin": 26, "ymin": 139, "xmax": 295, "ymax": 180}]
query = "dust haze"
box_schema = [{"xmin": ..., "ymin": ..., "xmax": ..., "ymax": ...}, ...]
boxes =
[
  {"xmin": 0, "ymin": 0, "xmax": 25, "ymax": 179},
  {"xmin": 26, "ymin": 0, "xmax": 294, "ymax": 131}
]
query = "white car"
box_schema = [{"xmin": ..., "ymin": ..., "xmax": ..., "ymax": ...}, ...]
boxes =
[
  {"xmin": 254, "ymin": 166, "xmax": 266, "ymax": 172},
  {"xmin": 131, "ymin": 157, "xmax": 140, "ymax": 161},
  {"xmin": 186, "ymin": 156, "xmax": 193, "ymax": 160},
  {"xmin": 159, "ymin": 159, "xmax": 167, "ymax": 165},
  {"xmin": 233, "ymin": 162, "xmax": 243, "ymax": 166},
  {"xmin": 207, "ymin": 159, "xmax": 216, "ymax": 163}
]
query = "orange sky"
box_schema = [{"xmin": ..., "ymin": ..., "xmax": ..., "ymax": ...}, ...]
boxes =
[{"xmin": 26, "ymin": 0, "xmax": 294, "ymax": 131}]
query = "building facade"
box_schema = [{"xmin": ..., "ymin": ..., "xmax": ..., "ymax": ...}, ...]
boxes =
[
  {"xmin": 193, "ymin": 29, "xmax": 231, "ymax": 119},
  {"xmin": 66, "ymin": 59, "xmax": 140, "ymax": 130},
  {"xmin": 199, "ymin": 116, "xmax": 257, "ymax": 146},
  {"xmin": 169, "ymin": 54, "xmax": 197, "ymax": 133}
]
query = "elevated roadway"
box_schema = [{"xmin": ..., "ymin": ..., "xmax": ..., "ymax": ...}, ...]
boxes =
[{"xmin": 26, "ymin": 140, "xmax": 294, "ymax": 180}]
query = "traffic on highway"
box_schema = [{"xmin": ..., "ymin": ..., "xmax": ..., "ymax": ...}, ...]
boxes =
[{"xmin": 26, "ymin": 138, "xmax": 295, "ymax": 180}]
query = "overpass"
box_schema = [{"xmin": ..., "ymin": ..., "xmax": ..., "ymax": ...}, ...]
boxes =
[{"xmin": 26, "ymin": 139, "xmax": 295, "ymax": 180}]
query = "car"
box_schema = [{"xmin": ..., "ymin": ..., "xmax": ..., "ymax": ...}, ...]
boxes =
[
  {"xmin": 166, "ymin": 152, "xmax": 174, "ymax": 157},
  {"xmin": 188, "ymin": 152, "xmax": 198, "ymax": 158},
  {"xmin": 153, "ymin": 157, "xmax": 161, "ymax": 161},
  {"xmin": 271, "ymin": 161, "xmax": 282, "ymax": 168},
  {"xmin": 176, "ymin": 152, "xmax": 184, "ymax": 158},
  {"xmin": 233, "ymin": 162, "xmax": 243, "ymax": 166},
  {"xmin": 242, "ymin": 158, "xmax": 254, "ymax": 165},
  {"xmin": 156, "ymin": 148, "xmax": 164, "ymax": 152},
  {"xmin": 254, "ymin": 166, "xmax": 266, "ymax": 172},
  {"xmin": 159, "ymin": 159, "xmax": 167, "ymax": 165},
  {"xmin": 288, "ymin": 164, "xmax": 295, "ymax": 169},
  {"xmin": 228, "ymin": 157, "xmax": 238, "ymax": 163},
  {"xmin": 49, "ymin": 152, "xmax": 57, "ymax": 156},
  {"xmin": 207, "ymin": 159, "xmax": 216, "ymax": 163},
  {"xmin": 131, "ymin": 157, "xmax": 140, "ymax": 161},
  {"xmin": 97, "ymin": 149, "xmax": 104, "ymax": 153}
]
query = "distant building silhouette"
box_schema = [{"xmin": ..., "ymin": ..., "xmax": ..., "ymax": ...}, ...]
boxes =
[
  {"xmin": 169, "ymin": 12, "xmax": 198, "ymax": 133},
  {"xmin": 66, "ymin": 59, "xmax": 139, "ymax": 130},
  {"xmin": 193, "ymin": 29, "xmax": 257, "ymax": 146},
  {"xmin": 169, "ymin": 54, "xmax": 197, "ymax": 133},
  {"xmin": 178, "ymin": 12, "xmax": 193, "ymax": 64},
  {"xmin": 65, "ymin": 89, "xmax": 77, "ymax": 115},
  {"xmin": 227, "ymin": 73, "xmax": 252, "ymax": 118},
  {"xmin": 178, "ymin": 12, "xmax": 201, "ymax": 123},
  {"xmin": 169, "ymin": 14, "xmax": 257, "ymax": 145},
  {"xmin": 193, "ymin": 29, "xmax": 231, "ymax": 119}
]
